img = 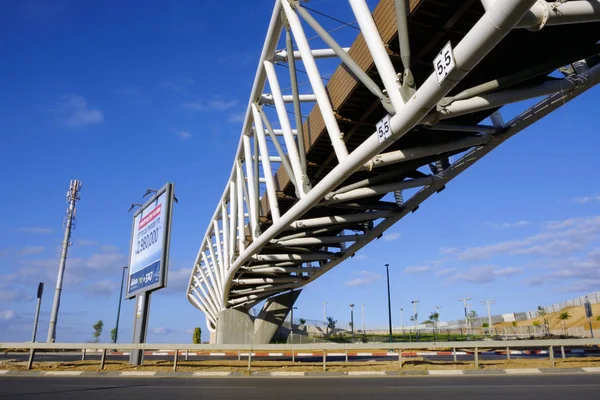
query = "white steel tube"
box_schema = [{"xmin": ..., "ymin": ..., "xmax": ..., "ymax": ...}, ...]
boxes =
[
  {"xmin": 263, "ymin": 60, "xmax": 307, "ymax": 195},
  {"xmin": 275, "ymin": 234, "xmax": 363, "ymax": 246},
  {"xmin": 287, "ymin": 210, "xmax": 393, "ymax": 231},
  {"xmin": 197, "ymin": 261, "xmax": 222, "ymax": 310},
  {"xmin": 188, "ymin": 292, "xmax": 217, "ymax": 323},
  {"xmin": 260, "ymin": 94, "xmax": 317, "ymax": 104},
  {"xmin": 325, "ymin": 177, "xmax": 436, "ymax": 204},
  {"xmin": 233, "ymin": 277, "xmax": 302, "ymax": 285},
  {"xmin": 236, "ymin": 163, "xmax": 246, "ymax": 254},
  {"xmin": 349, "ymin": 0, "xmax": 405, "ymax": 113},
  {"xmin": 243, "ymin": 135, "xmax": 258, "ymax": 237},
  {"xmin": 190, "ymin": 283, "xmax": 218, "ymax": 319},
  {"xmin": 252, "ymin": 253, "xmax": 335, "ymax": 262},
  {"xmin": 201, "ymin": 252, "xmax": 222, "ymax": 305},
  {"xmin": 207, "ymin": 236, "xmax": 222, "ymax": 294},
  {"xmin": 246, "ymin": 266, "xmax": 319, "ymax": 274},
  {"xmin": 306, "ymin": 59, "xmax": 600, "ymax": 290},
  {"xmin": 274, "ymin": 48, "xmax": 350, "ymax": 61},
  {"xmin": 425, "ymin": 78, "xmax": 581, "ymax": 123},
  {"xmin": 295, "ymin": 4, "xmax": 392, "ymax": 112},
  {"xmin": 363, "ymin": 134, "xmax": 491, "ymax": 171},
  {"xmin": 252, "ymin": 104, "xmax": 281, "ymax": 222},
  {"xmin": 213, "ymin": 220, "xmax": 225, "ymax": 283},
  {"xmin": 229, "ymin": 179, "xmax": 237, "ymax": 261},
  {"xmin": 221, "ymin": 203, "xmax": 229, "ymax": 280},
  {"xmin": 517, "ymin": 1, "xmax": 600, "ymax": 29},
  {"xmin": 282, "ymin": 0, "xmax": 349, "ymax": 163},
  {"xmin": 220, "ymin": 0, "xmax": 538, "ymax": 307},
  {"xmin": 286, "ymin": 26, "xmax": 308, "ymax": 176},
  {"xmin": 259, "ymin": 107, "xmax": 299, "ymax": 191}
]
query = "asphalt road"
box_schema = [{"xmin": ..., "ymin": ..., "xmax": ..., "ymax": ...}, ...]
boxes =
[{"xmin": 1, "ymin": 374, "xmax": 599, "ymax": 399}]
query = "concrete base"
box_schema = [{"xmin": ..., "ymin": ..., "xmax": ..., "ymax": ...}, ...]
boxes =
[{"xmin": 215, "ymin": 290, "xmax": 302, "ymax": 345}]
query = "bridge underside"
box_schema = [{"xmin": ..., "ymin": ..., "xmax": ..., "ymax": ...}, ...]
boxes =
[{"xmin": 187, "ymin": 0, "xmax": 600, "ymax": 343}]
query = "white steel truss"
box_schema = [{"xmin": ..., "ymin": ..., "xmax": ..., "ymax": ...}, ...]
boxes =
[{"xmin": 187, "ymin": 0, "xmax": 600, "ymax": 332}]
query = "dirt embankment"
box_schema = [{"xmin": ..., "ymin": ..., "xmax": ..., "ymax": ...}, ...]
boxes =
[{"xmin": 494, "ymin": 304, "xmax": 600, "ymax": 330}]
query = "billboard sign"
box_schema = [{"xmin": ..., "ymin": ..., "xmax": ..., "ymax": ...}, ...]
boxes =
[{"xmin": 126, "ymin": 183, "xmax": 174, "ymax": 298}]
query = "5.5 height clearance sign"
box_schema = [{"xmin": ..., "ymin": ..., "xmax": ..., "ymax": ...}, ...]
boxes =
[{"xmin": 126, "ymin": 183, "xmax": 174, "ymax": 298}]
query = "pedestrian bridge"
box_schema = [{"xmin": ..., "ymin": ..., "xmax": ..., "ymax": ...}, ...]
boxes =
[{"xmin": 187, "ymin": 0, "xmax": 600, "ymax": 344}]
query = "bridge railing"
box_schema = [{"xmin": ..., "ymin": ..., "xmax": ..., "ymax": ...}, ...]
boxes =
[{"xmin": 3, "ymin": 338, "xmax": 599, "ymax": 371}]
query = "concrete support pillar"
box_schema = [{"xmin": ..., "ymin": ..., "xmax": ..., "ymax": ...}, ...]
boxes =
[{"xmin": 215, "ymin": 290, "xmax": 302, "ymax": 344}]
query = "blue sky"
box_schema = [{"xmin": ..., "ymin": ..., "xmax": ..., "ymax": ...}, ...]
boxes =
[{"xmin": 1, "ymin": 0, "xmax": 599, "ymax": 344}]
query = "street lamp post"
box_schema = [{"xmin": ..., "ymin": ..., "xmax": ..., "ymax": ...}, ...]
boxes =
[
  {"xmin": 349, "ymin": 303, "xmax": 355, "ymax": 337},
  {"xmin": 400, "ymin": 308, "xmax": 404, "ymax": 332},
  {"xmin": 290, "ymin": 306, "xmax": 297, "ymax": 342},
  {"xmin": 114, "ymin": 266, "xmax": 128, "ymax": 343},
  {"xmin": 385, "ymin": 264, "xmax": 393, "ymax": 343},
  {"xmin": 361, "ymin": 303, "xmax": 365, "ymax": 334},
  {"xmin": 411, "ymin": 300, "xmax": 419, "ymax": 336},
  {"xmin": 481, "ymin": 299, "xmax": 495, "ymax": 335},
  {"xmin": 458, "ymin": 297, "xmax": 471, "ymax": 334},
  {"xmin": 322, "ymin": 302, "xmax": 328, "ymax": 336}
]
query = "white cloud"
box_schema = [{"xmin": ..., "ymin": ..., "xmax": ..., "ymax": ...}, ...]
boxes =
[
  {"xmin": 152, "ymin": 327, "xmax": 172, "ymax": 335},
  {"xmin": 14, "ymin": 226, "xmax": 54, "ymax": 234},
  {"xmin": 18, "ymin": 246, "xmax": 45, "ymax": 255},
  {"xmin": 435, "ymin": 268, "xmax": 456, "ymax": 277},
  {"xmin": 85, "ymin": 280, "xmax": 120, "ymax": 297},
  {"xmin": 54, "ymin": 94, "xmax": 104, "ymax": 128},
  {"xmin": 574, "ymin": 194, "xmax": 600, "ymax": 204},
  {"xmin": 458, "ymin": 215, "xmax": 600, "ymax": 261},
  {"xmin": 164, "ymin": 268, "xmax": 192, "ymax": 293},
  {"xmin": 493, "ymin": 267, "xmax": 521, "ymax": 277},
  {"xmin": 403, "ymin": 265, "xmax": 431, "ymax": 274},
  {"xmin": 183, "ymin": 98, "xmax": 238, "ymax": 112},
  {"xmin": 486, "ymin": 221, "xmax": 531, "ymax": 229},
  {"xmin": 446, "ymin": 265, "xmax": 522, "ymax": 284},
  {"xmin": 0, "ymin": 285, "xmax": 32, "ymax": 302},
  {"xmin": 176, "ymin": 130, "xmax": 191, "ymax": 140},
  {"xmin": 0, "ymin": 310, "xmax": 15, "ymax": 321},
  {"xmin": 228, "ymin": 112, "xmax": 245, "ymax": 123},
  {"xmin": 383, "ymin": 232, "xmax": 401, "ymax": 242},
  {"xmin": 344, "ymin": 270, "xmax": 382, "ymax": 287},
  {"xmin": 439, "ymin": 247, "xmax": 458, "ymax": 255}
]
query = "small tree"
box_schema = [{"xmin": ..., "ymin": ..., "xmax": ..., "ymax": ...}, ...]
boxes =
[
  {"xmin": 511, "ymin": 320, "xmax": 518, "ymax": 337},
  {"xmin": 92, "ymin": 320, "xmax": 104, "ymax": 343},
  {"xmin": 326, "ymin": 316, "xmax": 337, "ymax": 337},
  {"xmin": 558, "ymin": 311, "xmax": 571, "ymax": 336},
  {"xmin": 193, "ymin": 327, "xmax": 202, "ymax": 344},
  {"xmin": 298, "ymin": 318, "xmax": 306, "ymax": 326},
  {"xmin": 536, "ymin": 306, "xmax": 550, "ymax": 337},
  {"xmin": 110, "ymin": 328, "xmax": 117, "ymax": 343},
  {"xmin": 429, "ymin": 311, "xmax": 440, "ymax": 332}
]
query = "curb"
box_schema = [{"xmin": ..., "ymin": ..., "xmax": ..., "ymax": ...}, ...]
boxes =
[{"xmin": 0, "ymin": 367, "xmax": 598, "ymax": 377}]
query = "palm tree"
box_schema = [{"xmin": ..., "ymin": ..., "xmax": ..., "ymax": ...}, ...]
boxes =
[
  {"xmin": 536, "ymin": 306, "xmax": 550, "ymax": 337},
  {"xmin": 429, "ymin": 311, "xmax": 440, "ymax": 340},
  {"xmin": 558, "ymin": 311, "xmax": 571, "ymax": 336}
]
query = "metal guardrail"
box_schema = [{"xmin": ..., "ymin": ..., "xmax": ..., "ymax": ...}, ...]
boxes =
[{"xmin": 2, "ymin": 339, "xmax": 599, "ymax": 372}]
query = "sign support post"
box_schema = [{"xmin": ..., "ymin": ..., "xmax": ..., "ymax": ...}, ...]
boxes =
[{"xmin": 130, "ymin": 292, "xmax": 151, "ymax": 365}]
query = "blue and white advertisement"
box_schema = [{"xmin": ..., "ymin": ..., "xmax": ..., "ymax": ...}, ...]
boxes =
[{"xmin": 126, "ymin": 184, "xmax": 173, "ymax": 298}]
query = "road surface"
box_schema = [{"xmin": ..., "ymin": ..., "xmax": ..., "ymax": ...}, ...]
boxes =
[{"xmin": 1, "ymin": 374, "xmax": 599, "ymax": 399}]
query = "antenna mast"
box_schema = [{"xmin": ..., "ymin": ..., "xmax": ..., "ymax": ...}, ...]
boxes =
[{"xmin": 47, "ymin": 179, "xmax": 82, "ymax": 342}]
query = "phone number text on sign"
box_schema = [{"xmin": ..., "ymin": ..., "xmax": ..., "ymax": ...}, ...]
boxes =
[{"xmin": 127, "ymin": 192, "xmax": 168, "ymax": 297}]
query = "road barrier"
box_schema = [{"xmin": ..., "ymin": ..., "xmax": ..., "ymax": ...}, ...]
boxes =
[{"xmin": 2, "ymin": 338, "xmax": 599, "ymax": 372}]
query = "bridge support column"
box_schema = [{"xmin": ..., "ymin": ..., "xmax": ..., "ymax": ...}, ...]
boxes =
[{"xmin": 215, "ymin": 290, "xmax": 302, "ymax": 344}]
